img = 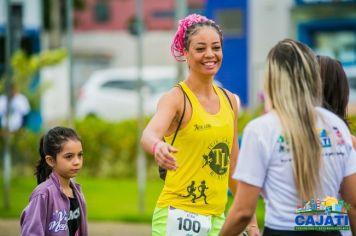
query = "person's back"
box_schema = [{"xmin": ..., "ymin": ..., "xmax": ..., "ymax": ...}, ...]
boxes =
[
  {"xmin": 220, "ymin": 39, "xmax": 356, "ymax": 236},
  {"xmin": 238, "ymin": 107, "xmax": 354, "ymax": 230}
]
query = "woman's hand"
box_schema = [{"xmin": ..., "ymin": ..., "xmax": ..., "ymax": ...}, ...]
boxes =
[{"xmin": 153, "ymin": 141, "xmax": 178, "ymax": 170}]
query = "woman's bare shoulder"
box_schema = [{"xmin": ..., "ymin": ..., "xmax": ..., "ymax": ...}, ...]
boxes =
[{"xmin": 157, "ymin": 85, "xmax": 185, "ymax": 108}]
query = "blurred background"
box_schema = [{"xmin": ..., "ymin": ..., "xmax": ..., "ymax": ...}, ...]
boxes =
[{"xmin": 1, "ymin": 0, "xmax": 356, "ymax": 235}]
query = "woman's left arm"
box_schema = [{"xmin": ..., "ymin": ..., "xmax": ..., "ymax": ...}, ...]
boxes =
[{"xmin": 220, "ymin": 181, "xmax": 261, "ymax": 236}]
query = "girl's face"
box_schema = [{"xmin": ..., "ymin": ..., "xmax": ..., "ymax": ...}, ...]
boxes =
[
  {"xmin": 50, "ymin": 139, "xmax": 83, "ymax": 180},
  {"xmin": 184, "ymin": 27, "xmax": 222, "ymax": 77}
]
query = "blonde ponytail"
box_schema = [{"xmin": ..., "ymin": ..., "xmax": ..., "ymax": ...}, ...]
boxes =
[{"xmin": 265, "ymin": 39, "xmax": 322, "ymax": 202}]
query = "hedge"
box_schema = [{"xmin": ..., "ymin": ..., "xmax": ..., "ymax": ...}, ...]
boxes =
[{"xmin": 2, "ymin": 112, "xmax": 356, "ymax": 178}]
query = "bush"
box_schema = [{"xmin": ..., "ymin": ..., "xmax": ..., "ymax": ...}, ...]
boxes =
[
  {"xmin": 0, "ymin": 107, "xmax": 268, "ymax": 179},
  {"xmin": 0, "ymin": 116, "xmax": 158, "ymax": 178},
  {"xmin": 75, "ymin": 116, "xmax": 157, "ymax": 178}
]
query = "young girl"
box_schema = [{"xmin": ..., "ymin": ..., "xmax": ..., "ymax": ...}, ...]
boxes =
[{"xmin": 20, "ymin": 126, "xmax": 88, "ymax": 236}]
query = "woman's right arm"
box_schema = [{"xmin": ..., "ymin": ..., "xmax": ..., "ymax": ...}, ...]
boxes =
[{"xmin": 141, "ymin": 88, "xmax": 182, "ymax": 170}]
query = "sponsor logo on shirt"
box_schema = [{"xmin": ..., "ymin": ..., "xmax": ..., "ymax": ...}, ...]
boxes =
[
  {"xmin": 320, "ymin": 129, "xmax": 332, "ymax": 148},
  {"xmin": 332, "ymin": 127, "xmax": 346, "ymax": 145},
  {"xmin": 278, "ymin": 127, "xmax": 347, "ymax": 159},
  {"xmin": 277, "ymin": 135, "xmax": 290, "ymax": 153},
  {"xmin": 203, "ymin": 138, "xmax": 230, "ymax": 179},
  {"xmin": 179, "ymin": 180, "xmax": 209, "ymax": 204},
  {"xmin": 194, "ymin": 123, "xmax": 212, "ymax": 131},
  {"xmin": 294, "ymin": 197, "xmax": 351, "ymax": 231}
]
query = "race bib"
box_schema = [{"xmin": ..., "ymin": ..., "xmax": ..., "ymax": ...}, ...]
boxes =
[{"xmin": 166, "ymin": 206, "xmax": 212, "ymax": 236}]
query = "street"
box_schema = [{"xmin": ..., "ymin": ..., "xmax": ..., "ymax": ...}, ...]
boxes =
[{"xmin": 0, "ymin": 219, "xmax": 151, "ymax": 236}]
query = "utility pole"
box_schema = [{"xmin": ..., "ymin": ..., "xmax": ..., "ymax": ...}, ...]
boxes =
[
  {"xmin": 135, "ymin": 0, "xmax": 146, "ymax": 214},
  {"xmin": 3, "ymin": 0, "xmax": 12, "ymax": 210},
  {"xmin": 66, "ymin": 0, "xmax": 75, "ymax": 125},
  {"xmin": 175, "ymin": 0, "xmax": 187, "ymax": 82},
  {"xmin": 3, "ymin": 0, "xmax": 23, "ymax": 209},
  {"xmin": 49, "ymin": 0, "xmax": 61, "ymax": 49}
]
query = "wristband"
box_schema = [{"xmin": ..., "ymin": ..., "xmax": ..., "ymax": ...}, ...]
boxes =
[{"xmin": 152, "ymin": 140, "xmax": 161, "ymax": 155}]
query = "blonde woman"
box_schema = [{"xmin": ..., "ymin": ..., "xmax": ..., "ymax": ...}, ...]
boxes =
[{"xmin": 220, "ymin": 39, "xmax": 356, "ymax": 236}]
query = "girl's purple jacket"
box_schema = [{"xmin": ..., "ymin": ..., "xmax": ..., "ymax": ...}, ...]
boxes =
[{"xmin": 20, "ymin": 172, "xmax": 88, "ymax": 236}]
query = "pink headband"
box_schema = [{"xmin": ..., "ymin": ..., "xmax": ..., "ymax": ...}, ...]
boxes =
[{"xmin": 170, "ymin": 14, "xmax": 210, "ymax": 62}]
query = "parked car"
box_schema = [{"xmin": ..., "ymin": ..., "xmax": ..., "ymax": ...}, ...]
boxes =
[{"xmin": 76, "ymin": 66, "xmax": 178, "ymax": 121}]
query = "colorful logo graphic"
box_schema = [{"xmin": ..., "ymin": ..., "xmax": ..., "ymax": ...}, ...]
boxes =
[
  {"xmin": 294, "ymin": 197, "xmax": 351, "ymax": 231},
  {"xmin": 320, "ymin": 129, "xmax": 332, "ymax": 148},
  {"xmin": 203, "ymin": 142, "xmax": 230, "ymax": 177},
  {"xmin": 277, "ymin": 135, "xmax": 290, "ymax": 153},
  {"xmin": 332, "ymin": 127, "xmax": 346, "ymax": 145}
]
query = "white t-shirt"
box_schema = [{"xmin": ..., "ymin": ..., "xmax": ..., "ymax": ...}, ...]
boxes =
[
  {"xmin": 0, "ymin": 94, "xmax": 30, "ymax": 132},
  {"xmin": 233, "ymin": 107, "xmax": 356, "ymax": 230}
]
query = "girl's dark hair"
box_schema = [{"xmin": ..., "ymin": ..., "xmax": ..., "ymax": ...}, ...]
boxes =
[
  {"xmin": 317, "ymin": 55, "xmax": 349, "ymax": 126},
  {"xmin": 35, "ymin": 126, "xmax": 81, "ymax": 184}
]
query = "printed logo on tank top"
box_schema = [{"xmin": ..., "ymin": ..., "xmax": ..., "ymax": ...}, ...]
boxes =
[
  {"xmin": 202, "ymin": 138, "xmax": 230, "ymax": 179},
  {"xmin": 194, "ymin": 123, "xmax": 212, "ymax": 131},
  {"xmin": 179, "ymin": 180, "xmax": 209, "ymax": 204}
]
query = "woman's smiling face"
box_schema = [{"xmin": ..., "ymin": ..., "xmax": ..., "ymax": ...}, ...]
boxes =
[{"xmin": 184, "ymin": 26, "xmax": 223, "ymax": 77}]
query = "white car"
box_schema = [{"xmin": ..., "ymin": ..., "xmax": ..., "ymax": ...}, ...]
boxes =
[{"xmin": 76, "ymin": 66, "xmax": 177, "ymax": 121}]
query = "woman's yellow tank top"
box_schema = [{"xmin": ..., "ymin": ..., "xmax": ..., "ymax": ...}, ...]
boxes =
[{"xmin": 156, "ymin": 81, "xmax": 235, "ymax": 216}]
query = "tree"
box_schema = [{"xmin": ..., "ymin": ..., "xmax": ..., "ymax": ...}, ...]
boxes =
[{"xmin": 1, "ymin": 49, "xmax": 67, "ymax": 111}]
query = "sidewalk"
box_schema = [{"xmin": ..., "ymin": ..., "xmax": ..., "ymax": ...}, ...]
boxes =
[{"xmin": 0, "ymin": 219, "xmax": 151, "ymax": 236}]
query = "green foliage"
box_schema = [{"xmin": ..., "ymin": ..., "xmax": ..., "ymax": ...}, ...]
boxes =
[
  {"xmin": 5, "ymin": 49, "xmax": 67, "ymax": 110},
  {"xmin": 75, "ymin": 116, "xmax": 159, "ymax": 178},
  {"xmin": 237, "ymin": 104, "xmax": 264, "ymax": 134},
  {"xmin": 1, "ymin": 108, "xmax": 264, "ymax": 178},
  {"xmin": 75, "ymin": 117, "xmax": 142, "ymax": 178},
  {"xmin": 0, "ymin": 129, "xmax": 40, "ymax": 176},
  {"xmin": 348, "ymin": 115, "xmax": 356, "ymax": 135}
]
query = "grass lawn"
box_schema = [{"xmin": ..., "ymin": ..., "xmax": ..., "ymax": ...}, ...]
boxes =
[{"xmin": 0, "ymin": 176, "xmax": 265, "ymax": 226}]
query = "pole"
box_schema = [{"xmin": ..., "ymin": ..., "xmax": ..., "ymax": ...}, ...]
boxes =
[
  {"xmin": 66, "ymin": 0, "xmax": 75, "ymax": 125},
  {"xmin": 175, "ymin": 0, "xmax": 187, "ymax": 82},
  {"xmin": 135, "ymin": 0, "xmax": 146, "ymax": 214},
  {"xmin": 3, "ymin": 0, "xmax": 12, "ymax": 210}
]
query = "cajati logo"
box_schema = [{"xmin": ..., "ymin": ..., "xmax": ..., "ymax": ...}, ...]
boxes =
[{"xmin": 294, "ymin": 197, "xmax": 351, "ymax": 231}]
